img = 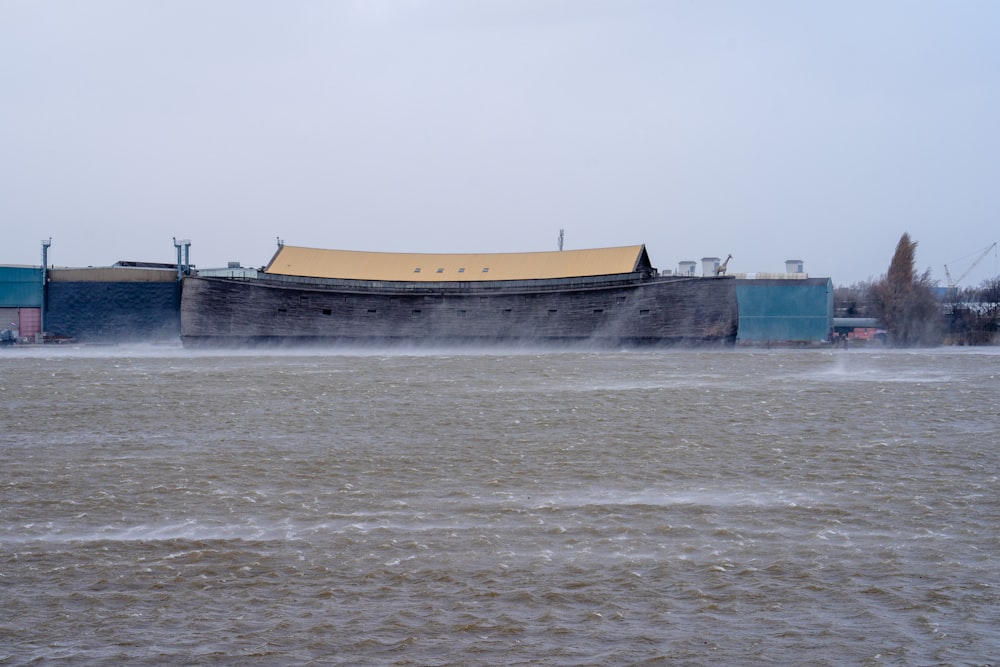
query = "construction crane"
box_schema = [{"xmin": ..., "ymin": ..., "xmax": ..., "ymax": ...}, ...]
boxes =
[{"xmin": 944, "ymin": 242, "xmax": 997, "ymax": 289}]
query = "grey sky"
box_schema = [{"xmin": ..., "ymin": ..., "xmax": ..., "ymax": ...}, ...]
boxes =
[{"xmin": 3, "ymin": 1, "xmax": 998, "ymax": 286}]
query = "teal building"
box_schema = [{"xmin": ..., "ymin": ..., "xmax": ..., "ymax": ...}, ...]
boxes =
[
  {"xmin": 735, "ymin": 278, "xmax": 834, "ymax": 344},
  {"xmin": 0, "ymin": 266, "xmax": 43, "ymax": 339},
  {"xmin": 0, "ymin": 266, "xmax": 43, "ymax": 307}
]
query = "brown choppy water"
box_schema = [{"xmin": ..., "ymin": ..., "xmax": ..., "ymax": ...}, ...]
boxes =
[{"xmin": 1, "ymin": 345, "xmax": 998, "ymax": 665}]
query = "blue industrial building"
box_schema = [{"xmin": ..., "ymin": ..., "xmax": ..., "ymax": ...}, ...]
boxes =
[
  {"xmin": 734, "ymin": 277, "xmax": 834, "ymax": 344},
  {"xmin": 46, "ymin": 267, "xmax": 181, "ymax": 342},
  {"xmin": 0, "ymin": 266, "xmax": 43, "ymax": 341},
  {"xmin": 1, "ymin": 264, "xmax": 180, "ymax": 343}
]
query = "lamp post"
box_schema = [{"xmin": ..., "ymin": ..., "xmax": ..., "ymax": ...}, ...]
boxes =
[
  {"xmin": 173, "ymin": 238, "xmax": 191, "ymax": 280},
  {"xmin": 40, "ymin": 238, "xmax": 51, "ymax": 342}
]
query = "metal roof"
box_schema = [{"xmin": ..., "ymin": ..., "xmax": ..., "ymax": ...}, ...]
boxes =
[{"xmin": 264, "ymin": 245, "xmax": 652, "ymax": 282}]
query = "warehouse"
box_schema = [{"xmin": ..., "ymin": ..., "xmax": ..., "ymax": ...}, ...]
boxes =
[
  {"xmin": 0, "ymin": 263, "xmax": 181, "ymax": 344},
  {"xmin": 734, "ymin": 276, "xmax": 834, "ymax": 344},
  {"xmin": 0, "ymin": 266, "xmax": 43, "ymax": 343}
]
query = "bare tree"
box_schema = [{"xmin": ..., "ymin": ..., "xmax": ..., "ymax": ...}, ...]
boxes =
[
  {"xmin": 834, "ymin": 280, "xmax": 876, "ymax": 317},
  {"xmin": 981, "ymin": 277, "xmax": 1000, "ymax": 344},
  {"xmin": 949, "ymin": 277, "xmax": 1000, "ymax": 345},
  {"xmin": 871, "ymin": 233, "xmax": 942, "ymax": 346}
]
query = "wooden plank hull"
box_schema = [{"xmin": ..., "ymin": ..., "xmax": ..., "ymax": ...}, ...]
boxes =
[{"xmin": 180, "ymin": 274, "xmax": 738, "ymax": 347}]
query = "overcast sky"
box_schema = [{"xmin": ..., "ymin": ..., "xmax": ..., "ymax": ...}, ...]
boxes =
[{"xmin": 2, "ymin": 1, "xmax": 998, "ymax": 286}]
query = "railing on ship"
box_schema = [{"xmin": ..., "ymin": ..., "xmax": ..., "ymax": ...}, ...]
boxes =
[{"xmin": 201, "ymin": 270, "xmax": 700, "ymax": 294}]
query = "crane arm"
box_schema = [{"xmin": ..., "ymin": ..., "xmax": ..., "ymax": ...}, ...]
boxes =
[{"xmin": 954, "ymin": 242, "xmax": 997, "ymax": 286}]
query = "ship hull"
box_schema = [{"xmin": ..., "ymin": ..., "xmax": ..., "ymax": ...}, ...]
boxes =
[{"xmin": 180, "ymin": 274, "xmax": 738, "ymax": 347}]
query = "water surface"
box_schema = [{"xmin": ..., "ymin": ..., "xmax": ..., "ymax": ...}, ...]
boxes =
[{"xmin": 1, "ymin": 345, "xmax": 998, "ymax": 665}]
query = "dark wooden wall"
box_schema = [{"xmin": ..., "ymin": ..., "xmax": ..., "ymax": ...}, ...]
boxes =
[{"xmin": 181, "ymin": 276, "xmax": 738, "ymax": 346}]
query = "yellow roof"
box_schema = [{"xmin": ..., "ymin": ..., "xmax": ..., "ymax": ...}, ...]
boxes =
[{"xmin": 264, "ymin": 244, "xmax": 651, "ymax": 282}]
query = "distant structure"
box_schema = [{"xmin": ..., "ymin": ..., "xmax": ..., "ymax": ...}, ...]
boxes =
[
  {"xmin": 41, "ymin": 238, "xmax": 51, "ymax": 339},
  {"xmin": 733, "ymin": 259, "xmax": 832, "ymax": 345},
  {"xmin": 173, "ymin": 238, "xmax": 192, "ymax": 280},
  {"xmin": 1, "ymin": 241, "xmax": 837, "ymax": 347},
  {"xmin": 180, "ymin": 243, "xmax": 740, "ymax": 347},
  {"xmin": 944, "ymin": 242, "xmax": 996, "ymax": 289}
]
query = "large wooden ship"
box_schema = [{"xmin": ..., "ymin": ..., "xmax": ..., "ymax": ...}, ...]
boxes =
[{"xmin": 179, "ymin": 244, "xmax": 738, "ymax": 347}]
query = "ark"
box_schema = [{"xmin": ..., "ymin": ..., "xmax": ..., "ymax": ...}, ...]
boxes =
[{"xmin": 179, "ymin": 244, "xmax": 738, "ymax": 347}]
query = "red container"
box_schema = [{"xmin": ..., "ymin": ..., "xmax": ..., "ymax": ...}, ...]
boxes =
[{"xmin": 18, "ymin": 307, "xmax": 41, "ymax": 337}]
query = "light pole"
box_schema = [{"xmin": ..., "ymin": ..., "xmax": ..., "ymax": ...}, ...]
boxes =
[
  {"xmin": 173, "ymin": 238, "xmax": 191, "ymax": 280},
  {"xmin": 40, "ymin": 238, "xmax": 51, "ymax": 342}
]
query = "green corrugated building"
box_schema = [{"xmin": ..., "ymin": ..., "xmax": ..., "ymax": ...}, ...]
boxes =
[
  {"xmin": 0, "ymin": 266, "xmax": 43, "ymax": 340},
  {"xmin": 0, "ymin": 266, "xmax": 43, "ymax": 307},
  {"xmin": 735, "ymin": 278, "xmax": 833, "ymax": 344}
]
